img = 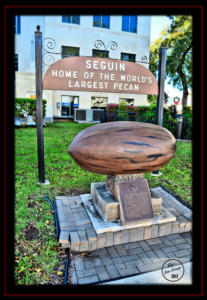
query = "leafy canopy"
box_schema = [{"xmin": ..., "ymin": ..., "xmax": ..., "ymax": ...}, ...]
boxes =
[{"xmin": 150, "ymin": 15, "xmax": 192, "ymax": 91}]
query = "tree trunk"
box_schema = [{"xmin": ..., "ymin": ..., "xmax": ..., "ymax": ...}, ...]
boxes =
[{"xmin": 176, "ymin": 43, "xmax": 192, "ymax": 112}]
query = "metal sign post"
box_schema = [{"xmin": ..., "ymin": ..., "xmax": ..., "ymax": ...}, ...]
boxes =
[
  {"xmin": 156, "ymin": 46, "xmax": 167, "ymax": 126},
  {"xmin": 35, "ymin": 25, "xmax": 45, "ymax": 183},
  {"xmin": 152, "ymin": 46, "xmax": 167, "ymax": 177}
]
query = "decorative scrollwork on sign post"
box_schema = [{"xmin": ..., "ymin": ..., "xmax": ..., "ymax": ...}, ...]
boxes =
[
  {"xmin": 42, "ymin": 37, "xmax": 61, "ymax": 66},
  {"xmin": 94, "ymin": 40, "xmax": 118, "ymax": 51}
]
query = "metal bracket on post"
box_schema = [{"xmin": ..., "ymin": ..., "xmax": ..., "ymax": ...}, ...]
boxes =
[{"xmin": 35, "ymin": 25, "xmax": 48, "ymax": 184}]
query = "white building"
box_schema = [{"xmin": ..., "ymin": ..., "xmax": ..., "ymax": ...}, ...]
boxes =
[{"xmin": 15, "ymin": 15, "xmax": 152, "ymax": 122}]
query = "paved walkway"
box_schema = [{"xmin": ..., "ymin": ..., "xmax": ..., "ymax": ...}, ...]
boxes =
[
  {"xmin": 68, "ymin": 231, "xmax": 192, "ymax": 285},
  {"xmin": 99, "ymin": 262, "xmax": 192, "ymax": 285}
]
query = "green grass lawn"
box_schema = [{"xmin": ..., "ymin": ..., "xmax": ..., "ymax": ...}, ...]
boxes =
[{"xmin": 15, "ymin": 122, "xmax": 192, "ymax": 285}]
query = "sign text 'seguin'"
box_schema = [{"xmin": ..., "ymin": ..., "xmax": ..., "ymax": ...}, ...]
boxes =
[{"xmin": 43, "ymin": 57, "xmax": 158, "ymax": 95}]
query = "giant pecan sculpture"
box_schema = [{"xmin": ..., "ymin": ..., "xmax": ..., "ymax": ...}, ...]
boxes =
[{"xmin": 68, "ymin": 121, "xmax": 176, "ymax": 175}]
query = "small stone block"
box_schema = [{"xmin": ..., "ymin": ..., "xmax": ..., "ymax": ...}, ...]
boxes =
[
  {"xmin": 78, "ymin": 275, "xmax": 100, "ymax": 285},
  {"xmin": 101, "ymin": 256, "xmax": 113, "ymax": 266},
  {"xmin": 153, "ymin": 249, "xmax": 168, "ymax": 259},
  {"xmin": 138, "ymin": 240, "xmax": 151, "ymax": 251},
  {"xmin": 144, "ymin": 226, "xmax": 152, "ymax": 240},
  {"xmin": 76, "ymin": 267, "xmax": 97, "ymax": 278},
  {"xmin": 118, "ymin": 267, "xmax": 139, "ymax": 277},
  {"xmin": 174, "ymin": 249, "xmax": 191, "ymax": 258},
  {"xmin": 55, "ymin": 200, "xmax": 63, "ymax": 206},
  {"xmin": 107, "ymin": 246, "xmax": 119, "ymax": 258},
  {"xmin": 159, "ymin": 224, "xmax": 167, "ymax": 236},
  {"xmin": 70, "ymin": 269, "xmax": 78, "ymax": 285},
  {"xmin": 59, "ymin": 230, "xmax": 70, "ymax": 244},
  {"xmin": 70, "ymin": 232, "xmax": 80, "ymax": 252},
  {"xmin": 151, "ymin": 197, "xmax": 162, "ymax": 214},
  {"xmin": 122, "ymin": 255, "xmax": 138, "ymax": 262},
  {"xmin": 113, "ymin": 231, "xmax": 122, "ymax": 245},
  {"xmin": 126, "ymin": 247, "xmax": 143, "ymax": 256},
  {"xmin": 184, "ymin": 222, "xmax": 192, "ymax": 232},
  {"xmin": 122, "ymin": 229, "xmax": 130, "ymax": 244},
  {"xmin": 138, "ymin": 252, "xmax": 152, "ymax": 264},
  {"xmin": 88, "ymin": 240, "xmax": 97, "ymax": 252},
  {"xmin": 165, "ymin": 222, "xmax": 173, "ymax": 235},
  {"xmin": 177, "ymin": 215, "xmax": 188, "ymax": 227},
  {"xmin": 151, "ymin": 225, "xmax": 159, "ymax": 238},
  {"xmin": 93, "ymin": 258, "xmax": 103, "ymax": 268},
  {"xmin": 162, "ymin": 246, "xmax": 178, "ymax": 253},
  {"xmin": 178, "ymin": 225, "xmax": 186, "ymax": 233},
  {"xmin": 105, "ymin": 265, "xmax": 119, "ymax": 279},
  {"xmin": 171, "ymin": 221, "xmax": 179, "ymax": 234},
  {"xmin": 78, "ymin": 230, "xmax": 89, "ymax": 252},
  {"xmin": 96, "ymin": 233, "xmax": 106, "ymax": 249},
  {"xmin": 137, "ymin": 261, "xmax": 163, "ymax": 273},
  {"xmin": 145, "ymin": 250, "xmax": 159, "ymax": 262},
  {"xmin": 62, "ymin": 198, "xmax": 70, "ymax": 205},
  {"xmin": 123, "ymin": 242, "xmax": 138, "ymax": 250},
  {"xmin": 86, "ymin": 228, "xmax": 97, "ymax": 242},
  {"xmin": 74, "ymin": 258, "xmax": 85, "ymax": 271},
  {"xmin": 79, "ymin": 243, "xmax": 89, "ymax": 253},
  {"xmin": 105, "ymin": 232, "xmax": 114, "ymax": 247},
  {"xmin": 97, "ymin": 267, "xmax": 110, "ymax": 281},
  {"xmin": 78, "ymin": 230, "xmax": 88, "ymax": 242},
  {"xmin": 137, "ymin": 227, "xmax": 145, "ymax": 241},
  {"xmin": 114, "ymin": 244, "xmax": 128, "ymax": 256},
  {"xmin": 176, "ymin": 243, "xmax": 191, "ymax": 250},
  {"xmin": 129, "ymin": 228, "xmax": 139, "ymax": 242},
  {"xmin": 146, "ymin": 237, "xmax": 161, "ymax": 245}
]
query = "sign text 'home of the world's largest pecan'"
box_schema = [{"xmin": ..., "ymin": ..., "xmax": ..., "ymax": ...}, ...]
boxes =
[{"xmin": 43, "ymin": 56, "xmax": 158, "ymax": 95}]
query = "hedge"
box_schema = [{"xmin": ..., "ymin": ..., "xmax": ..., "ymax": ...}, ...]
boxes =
[
  {"xmin": 15, "ymin": 98, "xmax": 47, "ymax": 122},
  {"xmin": 106, "ymin": 103, "xmax": 192, "ymax": 139}
]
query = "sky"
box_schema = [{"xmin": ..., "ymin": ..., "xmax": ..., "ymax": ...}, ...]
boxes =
[{"xmin": 150, "ymin": 16, "xmax": 182, "ymax": 99}]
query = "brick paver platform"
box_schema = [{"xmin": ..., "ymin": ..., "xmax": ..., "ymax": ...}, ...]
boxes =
[
  {"xmin": 68, "ymin": 232, "xmax": 192, "ymax": 285},
  {"xmin": 56, "ymin": 186, "xmax": 192, "ymax": 252}
]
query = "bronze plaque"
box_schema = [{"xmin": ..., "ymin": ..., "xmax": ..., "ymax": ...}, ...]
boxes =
[
  {"xmin": 118, "ymin": 179, "xmax": 154, "ymax": 223},
  {"xmin": 43, "ymin": 56, "xmax": 158, "ymax": 95}
]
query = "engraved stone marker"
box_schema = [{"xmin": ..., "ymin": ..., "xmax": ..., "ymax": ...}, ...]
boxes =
[{"xmin": 117, "ymin": 179, "xmax": 154, "ymax": 224}]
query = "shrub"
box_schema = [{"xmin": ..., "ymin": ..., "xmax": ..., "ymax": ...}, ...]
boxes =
[{"xmin": 15, "ymin": 98, "xmax": 47, "ymax": 122}]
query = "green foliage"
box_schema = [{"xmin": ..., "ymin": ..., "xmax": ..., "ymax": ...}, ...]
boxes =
[
  {"xmin": 149, "ymin": 16, "xmax": 192, "ymax": 106},
  {"xmin": 147, "ymin": 94, "xmax": 157, "ymax": 105},
  {"xmin": 15, "ymin": 98, "xmax": 47, "ymax": 121},
  {"xmin": 118, "ymin": 101, "xmax": 130, "ymax": 120},
  {"xmin": 181, "ymin": 106, "xmax": 192, "ymax": 140}
]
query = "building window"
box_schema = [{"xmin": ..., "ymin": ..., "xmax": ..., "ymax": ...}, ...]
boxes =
[
  {"xmin": 122, "ymin": 15, "xmax": 137, "ymax": 33},
  {"xmin": 92, "ymin": 49, "xmax": 109, "ymax": 58},
  {"xmin": 62, "ymin": 15, "xmax": 80, "ymax": 24},
  {"xmin": 61, "ymin": 95, "xmax": 79, "ymax": 116},
  {"xmin": 119, "ymin": 98, "xmax": 134, "ymax": 106},
  {"xmin": 15, "ymin": 54, "xmax": 18, "ymax": 71},
  {"xmin": 93, "ymin": 16, "xmax": 110, "ymax": 29},
  {"xmin": 121, "ymin": 52, "xmax": 136, "ymax": 62},
  {"xmin": 91, "ymin": 97, "xmax": 108, "ymax": 109},
  {"xmin": 15, "ymin": 16, "xmax": 21, "ymax": 34},
  {"xmin": 61, "ymin": 46, "xmax": 79, "ymax": 58}
]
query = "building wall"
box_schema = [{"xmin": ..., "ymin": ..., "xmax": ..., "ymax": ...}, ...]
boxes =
[{"xmin": 15, "ymin": 15, "xmax": 152, "ymax": 122}]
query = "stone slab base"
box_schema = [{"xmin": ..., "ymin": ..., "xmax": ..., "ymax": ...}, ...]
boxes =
[
  {"xmin": 81, "ymin": 194, "xmax": 175, "ymax": 234},
  {"xmin": 56, "ymin": 186, "xmax": 192, "ymax": 252},
  {"xmin": 91, "ymin": 182, "xmax": 162, "ymax": 221}
]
